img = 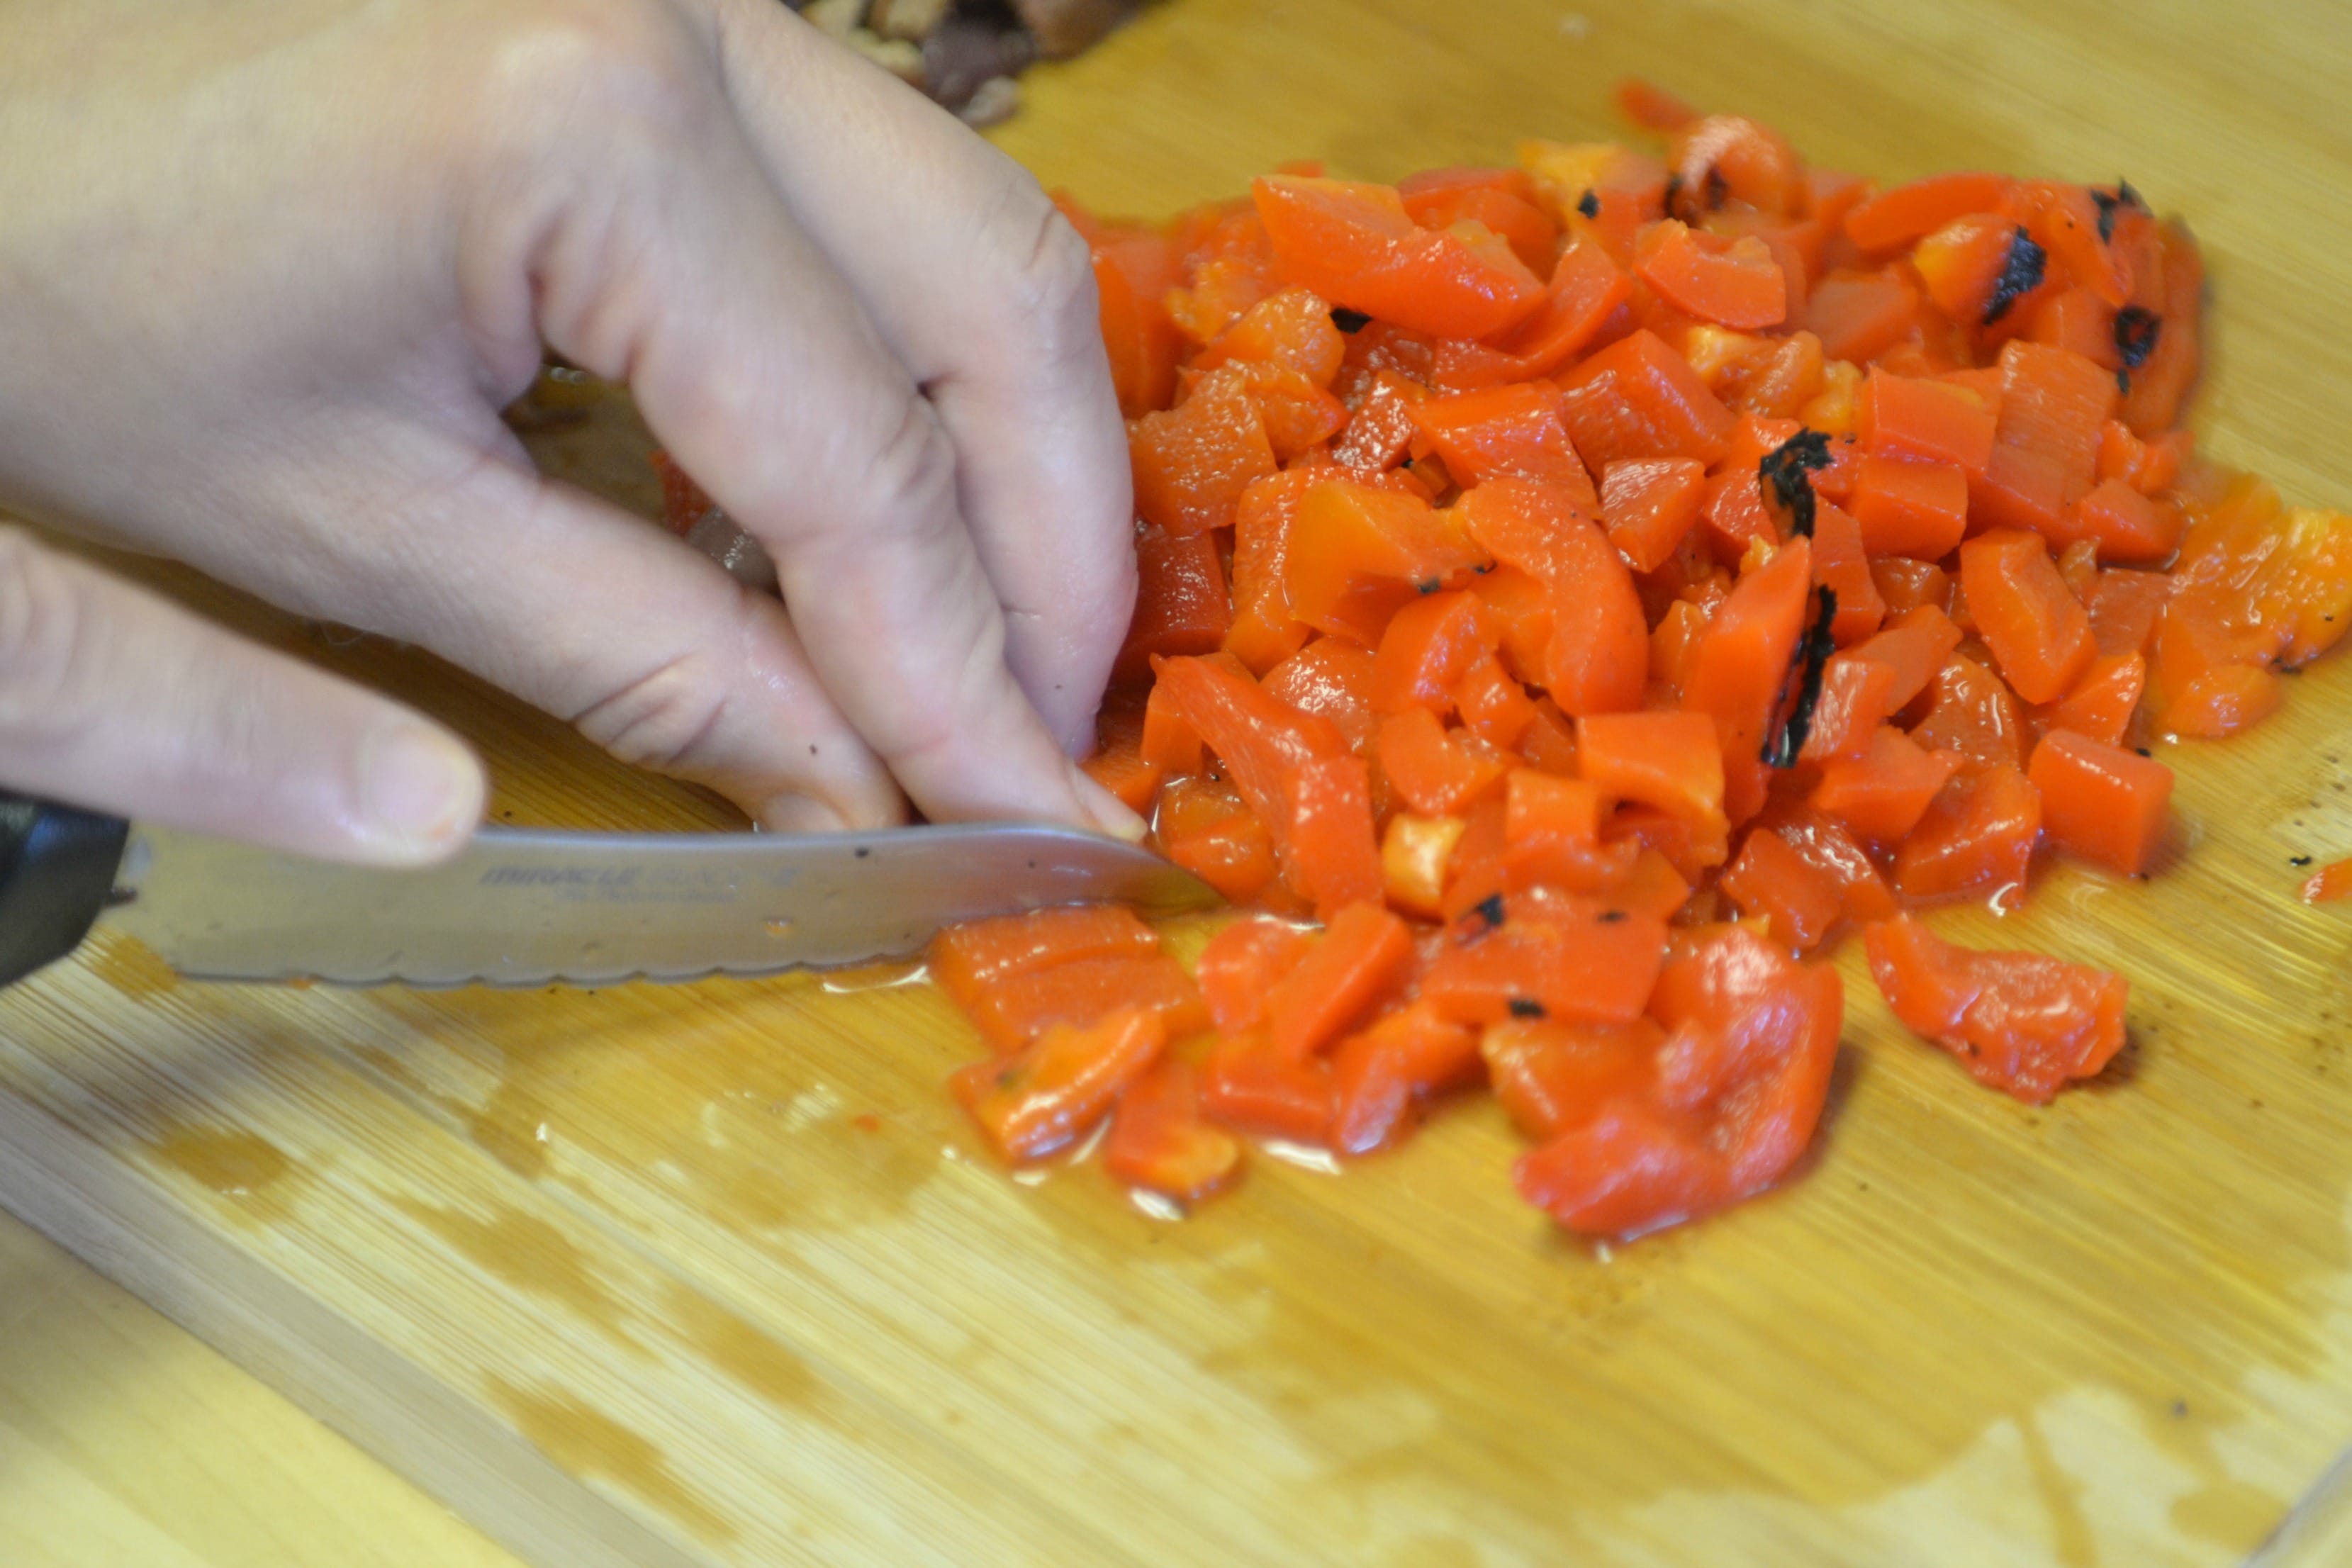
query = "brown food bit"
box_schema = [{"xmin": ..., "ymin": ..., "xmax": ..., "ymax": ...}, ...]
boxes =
[
  {"xmin": 923, "ymin": 12, "xmax": 1038, "ymax": 111},
  {"xmin": 1012, "ymin": 0, "xmax": 1139, "ymax": 60}
]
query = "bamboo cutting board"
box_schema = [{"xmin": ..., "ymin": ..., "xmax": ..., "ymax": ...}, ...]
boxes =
[{"xmin": 7, "ymin": 1, "xmax": 2352, "ymax": 1563}]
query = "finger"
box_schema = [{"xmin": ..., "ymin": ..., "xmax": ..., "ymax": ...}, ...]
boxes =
[
  {"xmin": 0, "ymin": 527, "xmax": 483, "ymax": 865},
  {"xmin": 521, "ymin": 47, "xmax": 1129, "ymax": 833},
  {"xmin": 695, "ymin": 0, "xmax": 1136, "ymax": 756},
  {"xmin": 208, "ymin": 417, "xmax": 907, "ymax": 836}
]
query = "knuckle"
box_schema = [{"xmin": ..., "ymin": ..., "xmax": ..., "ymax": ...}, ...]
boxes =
[
  {"xmin": 572, "ymin": 645, "xmax": 734, "ymax": 775},
  {"xmin": 0, "ymin": 529, "xmax": 90, "ymax": 739},
  {"xmin": 856, "ymin": 394, "xmax": 963, "ymax": 539},
  {"xmin": 986, "ymin": 191, "xmax": 1102, "ymax": 352}
]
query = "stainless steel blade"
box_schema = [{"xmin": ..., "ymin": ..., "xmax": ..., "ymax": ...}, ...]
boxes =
[{"xmin": 100, "ymin": 822, "xmax": 1218, "ymax": 987}]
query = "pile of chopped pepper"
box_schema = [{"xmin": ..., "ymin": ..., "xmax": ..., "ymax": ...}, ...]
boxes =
[{"xmin": 686, "ymin": 83, "xmax": 2352, "ymax": 1237}]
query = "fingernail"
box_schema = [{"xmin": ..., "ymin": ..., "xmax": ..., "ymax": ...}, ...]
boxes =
[
  {"xmin": 359, "ymin": 722, "xmax": 483, "ymax": 859},
  {"xmin": 759, "ymin": 793, "xmax": 852, "ymax": 835},
  {"xmin": 1071, "ymin": 765, "xmax": 1149, "ymax": 843}
]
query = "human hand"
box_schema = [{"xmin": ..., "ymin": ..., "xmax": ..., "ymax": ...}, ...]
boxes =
[{"xmin": 0, "ymin": 0, "xmax": 1138, "ymax": 864}]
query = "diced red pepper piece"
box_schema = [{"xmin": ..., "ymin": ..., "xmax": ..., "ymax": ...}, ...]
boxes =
[
  {"xmin": 1959, "ymin": 528, "xmax": 2097, "ymax": 705},
  {"xmin": 1455, "ymin": 478, "xmax": 1649, "ymax": 715},
  {"xmin": 1893, "ymin": 763, "xmax": 2044, "ymax": 902},
  {"xmin": 1409, "ymin": 382, "xmax": 1596, "ymax": 498},
  {"xmin": 1848, "ymin": 454, "xmax": 1969, "ymax": 560},
  {"xmin": 1263, "ymin": 902, "xmax": 1417, "ymax": 1060},
  {"xmin": 931, "ymin": 905, "xmax": 1160, "ymax": 1013},
  {"xmin": 1105, "ymin": 1059, "xmax": 1243, "ymax": 1201},
  {"xmin": 1810, "ymin": 726, "xmax": 1964, "ymax": 843},
  {"xmin": 1252, "ymin": 175, "xmax": 1547, "ymax": 341},
  {"xmin": 953, "ymin": 1007, "xmax": 1168, "ymax": 1161},
  {"xmin": 1555, "ymin": 329, "xmax": 1737, "ymax": 469},
  {"xmin": 1517, "ymin": 924, "xmax": 1840, "ymax": 1234},
  {"xmin": 1482, "ymin": 1017, "xmax": 1663, "ymax": 1138},
  {"xmin": 1681, "ymin": 536, "xmax": 1815, "ymax": 824},
  {"xmin": 1859, "ymin": 367, "xmax": 1997, "ymax": 475},
  {"xmin": 1328, "ymin": 1000, "xmax": 1484, "ymax": 1155},
  {"xmin": 1844, "ymin": 172, "xmax": 2017, "ymax": 251},
  {"xmin": 1199, "ymin": 1031, "xmax": 1334, "ymax": 1143},
  {"xmin": 1370, "ymin": 590, "xmax": 1494, "ymax": 717},
  {"xmin": 1633, "ymin": 219, "xmax": 1788, "ymax": 330},
  {"xmin": 1129, "ymin": 369, "xmax": 1279, "ymax": 536},
  {"xmin": 2069, "ymin": 478, "xmax": 2183, "ymax": 564},
  {"xmin": 1864, "ymin": 915, "xmax": 2127, "ymax": 1103},
  {"xmin": 1423, "ymin": 900, "xmax": 1667, "ymax": 1027},
  {"xmin": 1194, "ymin": 916, "xmax": 1314, "ymax": 1037},
  {"xmin": 1577, "ymin": 710, "xmax": 1728, "ymax": 835},
  {"xmin": 1116, "ymin": 527, "xmax": 1232, "ymax": 684},
  {"xmin": 1286, "ymin": 754, "xmax": 1384, "ymax": 920},
  {"xmin": 1376, "ymin": 707, "xmax": 1513, "ymax": 815},
  {"xmin": 1600, "ymin": 456, "xmax": 1708, "ymax": 573},
  {"xmin": 2043, "ymin": 652, "xmax": 2146, "ymax": 746},
  {"xmin": 1909, "ymin": 654, "xmax": 2029, "ymax": 768},
  {"xmin": 1284, "ymin": 480, "xmax": 1489, "ymax": 646},
  {"xmin": 2027, "ymin": 729, "xmax": 2173, "ymax": 875},
  {"xmin": 960, "ymin": 953, "xmax": 1209, "ymax": 1055},
  {"xmin": 1718, "ymin": 827, "xmax": 1845, "ymax": 951}
]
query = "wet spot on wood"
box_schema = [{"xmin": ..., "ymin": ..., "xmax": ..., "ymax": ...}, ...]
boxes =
[
  {"xmin": 391, "ymin": 1197, "xmax": 644, "ymax": 1356},
  {"xmin": 485, "ymin": 1376, "xmax": 735, "ymax": 1545},
  {"xmin": 86, "ymin": 932, "xmax": 178, "ymax": 1001},
  {"xmin": 149, "ymin": 1126, "xmax": 291, "ymax": 1199},
  {"xmin": 662, "ymin": 1282, "xmax": 819, "ymax": 1411}
]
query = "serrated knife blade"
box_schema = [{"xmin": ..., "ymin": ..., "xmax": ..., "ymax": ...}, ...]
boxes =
[{"xmin": 97, "ymin": 822, "xmax": 1218, "ymax": 988}]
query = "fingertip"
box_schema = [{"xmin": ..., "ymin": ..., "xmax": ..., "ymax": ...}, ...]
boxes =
[
  {"xmin": 355, "ymin": 720, "xmax": 486, "ymax": 866},
  {"xmin": 756, "ymin": 790, "xmax": 856, "ymax": 835},
  {"xmin": 1071, "ymin": 765, "xmax": 1148, "ymax": 844}
]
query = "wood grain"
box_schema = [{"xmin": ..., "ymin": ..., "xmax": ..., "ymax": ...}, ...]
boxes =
[
  {"xmin": 9, "ymin": 1, "xmax": 2352, "ymax": 1563},
  {"xmin": 0, "ymin": 1209, "xmax": 524, "ymax": 1568}
]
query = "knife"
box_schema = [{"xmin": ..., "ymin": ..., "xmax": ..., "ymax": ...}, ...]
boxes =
[{"xmin": 0, "ymin": 791, "xmax": 1216, "ymax": 990}]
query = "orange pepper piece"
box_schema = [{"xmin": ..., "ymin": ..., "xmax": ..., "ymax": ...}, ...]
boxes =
[
  {"xmin": 1864, "ymin": 916, "xmax": 2127, "ymax": 1104},
  {"xmin": 2027, "ymin": 729, "xmax": 2173, "ymax": 875}
]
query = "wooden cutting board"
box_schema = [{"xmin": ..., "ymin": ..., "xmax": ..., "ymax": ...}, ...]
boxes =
[{"xmin": 7, "ymin": 1, "xmax": 2352, "ymax": 1563}]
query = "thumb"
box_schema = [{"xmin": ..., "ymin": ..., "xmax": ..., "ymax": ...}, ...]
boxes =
[{"xmin": 0, "ymin": 527, "xmax": 483, "ymax": 865}]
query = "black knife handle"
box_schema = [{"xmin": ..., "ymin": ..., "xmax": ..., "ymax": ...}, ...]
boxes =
[{"xmin": 0, "ymin": 790, "xmax": 130, "ymax": 988}]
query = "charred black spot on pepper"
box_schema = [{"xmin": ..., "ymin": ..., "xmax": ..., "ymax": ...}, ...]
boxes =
[
  {"xmin": 1764, "ymin": 585, "xmax": 1839, "ymax": 768},
  {"xmin": 1577, "ymin": 188, "xmax": 1601, "ymax": 220},
  {"xmin": 1662, "ymin": 172, "xmax": 1684, "ymax": 221},
  {"xmin": 1759, "ymin": 427, "xmax": 1835, "ymax": 539},
  {"xmin": 1330, "ymin": 307, "xmax": 1372, "ymax": 334},
  {"xmin": 2091, "ymin": 179, "xmax": 2147, "ymax": 245},
  {"xmin": 1468, "ymin": 892, "xmax": 1506, "ymax": 931},
  {"xmin": 1983, "ymin": 228, "xmax": 2046, "ymax": 325},
  {"xmin": 2116, "ymin": 368, "xmax": 2132, "ymax": 397},
  {"xmin": 2293, "ymin": 855, "xmax": 2316, "ymax": 868},
  {"xmin": 1508, "ymin": 997, "xmax": 1547, "ymax": 1019},
  {"xmin": 2092, "ymin": 189, "xmax": 2120, "ymax": 245},
  {"xmin": 2113, "ymin": 305, "xmax": 2161, "ymax": 369},
  {"xmin": 1598, "ymin": 909, "xmax": 1628, "ymax": 924},
  {"xmin": 1416, "ymin": 578, "xmax": 1442, "ymax": 595},
  {"xmin": 2136, "ymin": 746, "xmax": 2153, "ymax": 758},
  {"xmin": 1704, "ymin": 167, "xmax": 1729, "ymax": 213}
]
